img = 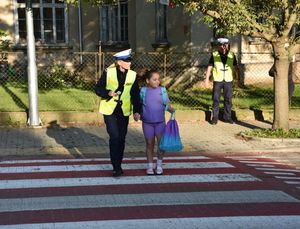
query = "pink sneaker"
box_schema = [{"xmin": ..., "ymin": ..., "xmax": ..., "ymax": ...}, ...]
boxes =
[
  {"xmin": 156, "ymin": 166, "xmax": 163, "ymax": 175},
  {"xmin": 146, "ymin": 168, "xmax": 154, "ymax": 175}
]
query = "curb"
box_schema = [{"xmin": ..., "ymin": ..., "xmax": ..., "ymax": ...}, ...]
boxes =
[
  {"xmin": 1, "ymin": 109, "xmax": 300, "ymax": 126},
  {"xmin": 238, "ymin": 132, "xmax": 300, "ymax": 143}
]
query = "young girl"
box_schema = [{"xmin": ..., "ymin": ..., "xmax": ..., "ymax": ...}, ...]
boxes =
[{"xmin": 138, "ymin": 69, "xmax": 174, "ymax": 175}]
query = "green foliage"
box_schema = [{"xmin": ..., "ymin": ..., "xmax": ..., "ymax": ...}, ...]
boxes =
[
  {"xmin": 38, "ymin": 63, "xmax": 71, "ymax": 89},
  {"xmin": 0, "ymin": 29, "xmax": 6, "ymax": 37},
  {"xmin": 0, "ymin": 29, "xmax": 11, "ymax": 51},
  {"xmin": 167, "ymin": 0, "xmax": 300, "ymax": 43},
  {"xmin": 243, "ymin": 128, "xmax": 300, "ymax": 138},
  {"xmin": 62, "ymin": 0, "xmax": 118, "ymax": 5},
  {"xmin": 38, "ymin": 63, "xmax": 92, "ymax": 90}
]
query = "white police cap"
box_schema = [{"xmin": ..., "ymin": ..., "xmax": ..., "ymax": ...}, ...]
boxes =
[
  {"xmin": 113, "ymin": 49, "xmax": 132, "ymax": 60},
  {"xmin": 217, "ymin": 38, "xmax": 229, "ymax": 44}
]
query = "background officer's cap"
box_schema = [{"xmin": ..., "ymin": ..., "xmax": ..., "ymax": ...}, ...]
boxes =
[
  {"xmin": 217, "ymin": 38, "xmax": 230, "ymax": 45},
  {"xmin": 113, "ymin": 49, "xmax": 132, "ymax": 61}
]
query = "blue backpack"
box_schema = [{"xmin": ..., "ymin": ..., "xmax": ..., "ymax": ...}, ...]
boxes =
[{"xmin": 140, "ymin": 86, "xmax": 168, "ymax": 110}]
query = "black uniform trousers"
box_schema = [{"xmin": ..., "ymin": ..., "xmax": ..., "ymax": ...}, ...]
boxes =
[
  {"xmin": 212, "ymin": 81, "xmax": 233, "ymax": 121},
  {"xmin": 104, "ymin": 112, "xmax": 129, "ymax": 171}
]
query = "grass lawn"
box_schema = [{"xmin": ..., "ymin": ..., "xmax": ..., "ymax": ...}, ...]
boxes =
[
  {"xmin": 0, "ymin": 81, "xmax": 98, "ymax": 112},
  {"xmin": 1, "ymin": 81, "xmax": 300, "ymax": 112},
  {"xmin": 170, "ymin": 84, "xmax": 300, "ymax": 110}
]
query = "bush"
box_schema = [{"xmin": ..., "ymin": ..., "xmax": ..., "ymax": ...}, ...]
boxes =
[
  {"xmin": 38, "ymin": 63, "xmax": 76, "ymax": 89},
  {"xmin": 0, "ymin": 29, "xmax": 11, "ymax": 51}
]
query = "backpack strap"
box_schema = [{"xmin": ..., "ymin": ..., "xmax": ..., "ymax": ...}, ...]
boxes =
[
  {"xmin": 140, "ymin": 86, "xmax": 147, "ymax": 105},
  {"xmin": 161, "ymin": 86, "xmax": 168, "ymax": 111}
]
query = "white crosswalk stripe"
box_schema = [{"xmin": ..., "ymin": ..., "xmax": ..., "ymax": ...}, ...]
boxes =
[
  {"xmin": 255, "ymin": 168, "xmax": 300, "ymax": 172},
  {"xmin": 264, "ymin": 172, "xmax": 296, "ymax": 175},
  {"xmin": 1, "ymin": 216, "xmax": 300, "ymax": 229},
  {"xmin": 0, "ymin": 156, "xmax": 210, "ymax": 164},
  {"xmin": 0, "ymin": 173, "xmax": 259, "ymax": 189},
  {"xmin": 0, "ymin": 162, "xmax": 233, "ymax": 173},
  {"xmin": 1, "ymin": 190, "xmax": 297, "ymax": 212}
]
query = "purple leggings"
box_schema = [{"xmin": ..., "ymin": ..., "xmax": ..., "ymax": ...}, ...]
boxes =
[{"xmin": 142, "ymin": 122, "xmax": 166, "ymax": 140}]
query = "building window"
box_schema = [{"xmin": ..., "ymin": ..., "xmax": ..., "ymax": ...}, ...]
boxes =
[
  {"xmin": 100, "ymin": 0, "xmax": 128, "ymax": 44},
  {"xmin": 15, "ymin": 0, "xmax": 67, "ymax": 44},
  {"xmin": 155, "ymin": 0, "xmax": 168, "ymax": 43}
]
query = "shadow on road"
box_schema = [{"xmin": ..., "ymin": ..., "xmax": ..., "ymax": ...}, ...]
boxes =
[{"xmin": 46, "ymin": 121, "xmax": 108, "ymax": 158}]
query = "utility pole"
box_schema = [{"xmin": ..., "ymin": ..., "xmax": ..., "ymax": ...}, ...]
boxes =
[{"xmin": 26, "ymin": 0, "xmax": 40, "ymax": 127}]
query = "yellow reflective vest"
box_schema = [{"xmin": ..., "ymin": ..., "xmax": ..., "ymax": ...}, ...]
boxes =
[
  {"xmin": 99, "ymin": 65, "xmax": 136, "ymax": 116},
  {"xmin": 212, "ymin": 51, "xmax": 235, "ymax": 82}
]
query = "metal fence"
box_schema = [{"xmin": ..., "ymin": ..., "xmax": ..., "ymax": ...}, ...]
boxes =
[{"xmin": 0, "ymin": 51, "xmax": 299, "ymax": 113}]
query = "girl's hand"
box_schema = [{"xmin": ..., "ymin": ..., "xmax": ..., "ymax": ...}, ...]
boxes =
[
  {"xmin": 168, "ymin": 107, "xmax": 175, "ymax": 113},
  {"xmin": 133, "ymin": 113, "xmax": 140, "ymax": 121}
]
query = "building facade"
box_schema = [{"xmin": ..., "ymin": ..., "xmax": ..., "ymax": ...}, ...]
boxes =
[{"xmin": 0, "ymin": 0, "xmax": 215, "ymax": 53}]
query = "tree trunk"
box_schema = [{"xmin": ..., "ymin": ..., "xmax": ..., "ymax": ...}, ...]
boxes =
[{"xmin": 272, "ymin": 43, "xmax": 290, "ymax": 130}]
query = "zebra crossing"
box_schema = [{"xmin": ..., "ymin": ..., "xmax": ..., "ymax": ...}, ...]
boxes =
[
  {"xmin": 1, "ymin": 155, "xmax": 300, "ymax": 228},
  {"xmin": 226, "ymin": 155, "xmax": 300, "ymax": 189}
]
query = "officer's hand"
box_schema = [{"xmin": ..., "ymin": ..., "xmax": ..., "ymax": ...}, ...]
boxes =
[
  {"xmin": 108, "ymin": 91, "xmax": 118, "ymax": 97},
  {"xmin": 133, "ymin": 113, "xmax": 140, "ymax": 121},
  {"xmin": 204, "ymin": 80, "xmax": 210, "ymax": 88}
]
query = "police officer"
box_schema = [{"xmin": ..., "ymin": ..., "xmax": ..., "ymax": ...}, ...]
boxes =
[
  {"xmin": 95, "ymin": 49, "xmax": 140, "ymax": 177},
  {"xmin": 205, "ymin": 38, "xmax": 240, "ymax": 125}
]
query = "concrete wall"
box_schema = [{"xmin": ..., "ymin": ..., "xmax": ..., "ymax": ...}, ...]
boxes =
[
  {"xmin": 133, "ymin": 1, "xmax": 155, "ymax": 52},
  {"xmin": 167, "ymin": 6, "xmax": 191, "ymax": 52},
  {"xmin": 68, "ymin": 5, "xmax": 80, "ymax": 51},
  {"xmin": 190, "ymin": 12, "xmax": 213, "ymax": 53},
  {"xmin": 133, "ymin": 2, "xmax": 193, "ymax": 52},
  {"xmin": 239, "ymin": 36, "xmax": 273, "ymax": 85},
  {"xmin": 80, "ymin": 5, "xmax": 99, "ymax": 51}
]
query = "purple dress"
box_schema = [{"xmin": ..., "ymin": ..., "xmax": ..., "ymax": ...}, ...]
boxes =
[{"xmin": 141, "ymin": 86, "xmax": 170, "ymax": 123}]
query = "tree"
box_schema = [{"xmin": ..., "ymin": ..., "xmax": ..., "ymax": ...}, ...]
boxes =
[{"xmin": 66, "ymin": 0, "xmax": 300, "ymax": 130}]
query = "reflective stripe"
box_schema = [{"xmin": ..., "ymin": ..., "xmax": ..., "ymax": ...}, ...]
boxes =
[{"xmin": 212, "ymin": 51, "xmax": 234, "ymax": 82}]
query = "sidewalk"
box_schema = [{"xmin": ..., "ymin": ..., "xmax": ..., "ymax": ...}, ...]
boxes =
[{"xmin": 1, "ymin": 119, "xmax": 300, "ymax": 161}]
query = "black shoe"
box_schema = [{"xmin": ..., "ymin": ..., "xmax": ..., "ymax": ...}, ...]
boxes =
[
  {"xmin": 112, "ymin": 169, "xmax": 123, "ymax": 177},
  {"xmin": 224, "ymin": 119, "xmax": 234, "ymax": 124},
  {"xmin": 210, "ymin": 119, "xmax": 218, "ymax": 125}
]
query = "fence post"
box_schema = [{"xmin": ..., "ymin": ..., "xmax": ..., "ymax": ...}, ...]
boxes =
[
  {"xmin": 95, "ymin": 53, "xmax": 98, "ymax": 82},
  {"xmin": 78, "ymin": 0, "xmax": 83, "ymax": 64},
  {"xmin": 98, "ymin": 41, "xmax": 102, "ymax": 81},
  {"xmin": 163, "ymin": 53, "xmax": 167, "ymax": 78}
]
